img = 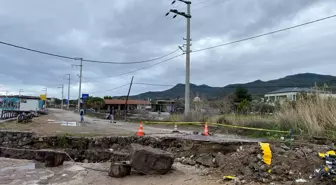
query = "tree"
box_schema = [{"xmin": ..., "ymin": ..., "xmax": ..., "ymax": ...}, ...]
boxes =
[
  {"xmin": 237, "ymin": 99, "xmax": 249, "ymax": 113},
  {"xmin": 103, "ymin": 96, "xmax": 113, "ymax": 99},
  {"xmin": 86, "ymin": 96, "xmax": 105, "ymax": 111},
  {"xmin": 234, "ymin": 87, "xmax": 252, "ymax": 103},
  {"xmin": 212, "ymin": 93, "xmax": 235, "ymax": 114}
]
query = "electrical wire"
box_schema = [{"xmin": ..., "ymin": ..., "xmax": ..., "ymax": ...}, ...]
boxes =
[
  {"xmin": 193, "ymin": 14, "xmax": 336, "ymax": 53},
  {"xmin": 85, "ymin": 53, "xmax": 184, "ymax": 81},
  {"xmin": 88, "ymin": 83, "xmax": 130, "ymax": 94},
  {"xmin": 0, "ymin": 40, "xmax": 180, "ymax": 65},
  {"xmin": 82, "ymin": 49, "xmax": 179, "ymax": 64},
  {"xmin": 83, "ymin": 14, "xmax": 336, "ymax": 81},
  {"xmin": 0, "ymin": 41, "xmax": 77, "ymax": 60}
]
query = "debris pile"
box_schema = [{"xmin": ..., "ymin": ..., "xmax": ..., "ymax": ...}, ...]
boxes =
[{"xmin": 175, "ymin": 143, "xmax": 335, "ymax": 184}]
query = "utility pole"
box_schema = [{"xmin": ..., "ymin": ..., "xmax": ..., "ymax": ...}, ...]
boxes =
[
  {"xmin": 124, "ymin": 76, "xmax": 134, "ymax": 121},
  {"xmin": 72, "ymin": 58, "xmax": 83, "ymax": 113},
  {"xmin": 166, "ymin": 0, "xmax": 192, "ymax": 117},
  {"xmin": 64, "ymin": 74, "xmax": 71, "ymax": 109},
  {"xmin": 58, "ymin": 84, "xmax": 64, "ymax": 109}
]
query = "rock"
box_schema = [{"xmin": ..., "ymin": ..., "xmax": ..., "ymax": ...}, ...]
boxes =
[
  {"xmin": 234, "ymin": 177, "xmax": 241, "ymax": 185},
  {"xmin": 195, "ymin": 153, "xmax": 217, "ymax": 167},
  {"xmin": 272, "ymin": 164, "xmax": 290, "ymax": 175},
  {"xmin": 280, "ymin": 145, "xmax": 291, "ymax": 151},
  {"xmin": 215, "ymin": 152, "xmax": 226, "ymax": 166},
  {"xmin": 108, "ymin": 162, "xmax": 131, "ymax": 178},
  {"xmin": 44, "ymin": 151, "xmax": 66, "ymax": 167},
  {"xmin": 129, "ymin": 143, "xmax": 174, "ymax": 175},
  {"xmin": 181, "ymin": 158, "xmax": 196, "ymax": 166}
]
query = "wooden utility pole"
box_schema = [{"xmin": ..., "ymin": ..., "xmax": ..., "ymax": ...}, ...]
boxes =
[{"xmin": 124, "ymin": 76, "xmax": 134, "ymax": 120}]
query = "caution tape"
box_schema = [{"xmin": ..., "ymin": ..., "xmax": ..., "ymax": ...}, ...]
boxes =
[
  {"xmin": 209, "ymin": 123, "xmax": 290, "ymax": 134},
  {"xmin": 144, "ymin": 121, "xmax": 290, "ymax": 134},
  {"xmin": 144, "ymin": 121, "xmax": 203, "ymax": 125}
]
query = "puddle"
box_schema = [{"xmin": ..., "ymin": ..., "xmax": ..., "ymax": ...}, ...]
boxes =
[
  {"xmin": 60, "ymin": 121, "xmax": 80, "ymax": 127},
  {"xmin": 0, "ymin": 163, "xmax": 37, "ymax": 172}
]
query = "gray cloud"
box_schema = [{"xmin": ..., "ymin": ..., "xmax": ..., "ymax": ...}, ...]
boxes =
[{"xmin": 0, "ymin": 0, "xmax": 335, "ymax": 99}]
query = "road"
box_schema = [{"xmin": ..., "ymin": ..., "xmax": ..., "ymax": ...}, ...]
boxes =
[{"xmin": 47, "ymin": 108, "xmax": 262, "ymax": 143}]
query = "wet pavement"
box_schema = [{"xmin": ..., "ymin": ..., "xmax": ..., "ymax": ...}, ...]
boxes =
[
  {"xmin": 0, "ymin": 158, "xmax": 220, "ymax": 185},
  {"xmin": 0, "ymin": 158, "xmax": 88, "ymax": 185}
]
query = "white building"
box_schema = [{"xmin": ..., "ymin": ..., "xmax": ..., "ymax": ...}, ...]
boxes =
[{"xmin": 264, "ymin": 87, "xmax": 336, "ymax": 104}]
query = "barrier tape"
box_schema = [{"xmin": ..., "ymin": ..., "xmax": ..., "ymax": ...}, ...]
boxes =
[{"xmin": 144, "ymin": 121, "xmax": 290, "ymax": 134}]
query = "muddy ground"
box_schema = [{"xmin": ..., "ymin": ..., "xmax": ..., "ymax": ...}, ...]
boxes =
[{"xmin": 0, "ymin": 109, "xmax": 335, "ymax": 184}]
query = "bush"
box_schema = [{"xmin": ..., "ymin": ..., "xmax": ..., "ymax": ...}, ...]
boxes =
[{"xmin": 276, "ymin": 94, "xmax": 336, "ymax": 135}]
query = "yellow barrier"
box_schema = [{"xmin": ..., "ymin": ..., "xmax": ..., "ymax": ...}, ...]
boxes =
[{"xmin": 144, "ymin": 121, "xmax": 290, "ymax": 134}]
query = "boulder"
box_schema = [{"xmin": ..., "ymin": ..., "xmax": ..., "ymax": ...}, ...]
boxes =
[
  {"xmin": 215, "ymin": 152, "xmax": 226, "ymax": 166},
  {"xmin": 195, "ymin": 153, "xmax": 217, "ymax": 167},
  {"xmin": 129, "ymin": 144, "xmax": 174, "ymax": 175},
  {"xmin": 108, "ymin": 162, "xmax": 131, "ymax": 178}
]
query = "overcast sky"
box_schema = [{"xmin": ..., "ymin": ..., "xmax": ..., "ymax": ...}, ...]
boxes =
[{"xmin": 0, "ymin": 0, "xmax": 336, "ymax": 99}]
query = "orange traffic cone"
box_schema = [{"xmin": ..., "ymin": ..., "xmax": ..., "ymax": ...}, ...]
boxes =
[
  {"xmin": 137, "ymin": 122, "xmax": 145, "ymax": 136},
  {"xmin": 203, "ymin": 122, "xmax": 209, "ymax": 136}
]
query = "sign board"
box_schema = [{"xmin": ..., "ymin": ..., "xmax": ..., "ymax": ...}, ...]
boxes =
[
  {"xmin": 40, "ymin": 94, "xmax": 46, "ymax": 100},
  {"xmin": 64, "ymin": 99, "xmax": 68, "ymax": 104},
  {"xmin": 82, "ymin": 94, "xmax": 89, "ymax": 99}
]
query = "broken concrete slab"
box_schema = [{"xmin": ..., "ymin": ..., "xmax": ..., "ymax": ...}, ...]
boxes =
[
  {"xmin": 0, "ymin": 147, "xmax": 66, "ymax": 167},
  {"xmin": 195, "ymin": 153, "xmax": 217, "ymax": 168},
  {"xmin": 129, "ymin": 143, "xmax": 174, "ymax": 175},
  {"xmin": 108, "ymin": 162, "xmax": 131, "ymax": 178}
]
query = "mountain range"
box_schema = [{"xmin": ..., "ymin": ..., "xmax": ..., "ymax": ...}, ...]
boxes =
[{"xmin": 133, "ymin": 73, "xmax": 336, "ymax": 100}]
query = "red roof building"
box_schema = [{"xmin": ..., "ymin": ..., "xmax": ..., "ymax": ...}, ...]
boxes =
[{"xmin": 104, "ymin": 99, "xmax": 151, "ymax": 112}]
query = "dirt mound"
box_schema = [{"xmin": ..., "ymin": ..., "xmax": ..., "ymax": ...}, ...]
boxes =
[
  {"xmin": 178, "ymin": 142, "xmax": 334, "ymax": 184},
  {"xmin": 219, "ymin": 143, "xmax": 334, "ymax": 184}
]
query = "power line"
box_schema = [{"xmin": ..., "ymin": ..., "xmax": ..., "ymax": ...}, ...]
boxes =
[
  {"xmin": 83, "ymin": 14, "xmax": 336, "ymax": 85},
  {"xmin": 85, "ymin": 54, "xmax": 184, "ymax": 81},
  {"xmin": 82, "ymin": 48, "xmax": 180, "ymax": 64},
  {"xmin": 193, "ymin": 14, "xmax": 336, "ymax": 53},
  {"xmin": 0, "ymin": 40, "xmax": 180, "ymax": 65},
  {"xmin": 88, "ymin": 83, "xmax": 130, "ymax": 94},
  {"xmin": 0, "ymin": 41, "xmax": 76, "ymax": 60}
]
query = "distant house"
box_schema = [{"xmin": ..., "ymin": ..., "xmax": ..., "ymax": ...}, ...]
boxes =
[
  {"xmin": 153, "ymin": 100, "xmax": 175, "ymax": 112},
  {"xmin": 104, "ymin": 99, "xmax": 151, "ymax": 111},
  {"xmin": 264, "ymin": 87, "xmax": 336, "ymax": 104}
]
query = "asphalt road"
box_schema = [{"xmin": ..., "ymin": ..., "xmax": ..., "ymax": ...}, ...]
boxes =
[{"xmin": 48, "ymin": 108, "xmax": 262, "ymax": 143}]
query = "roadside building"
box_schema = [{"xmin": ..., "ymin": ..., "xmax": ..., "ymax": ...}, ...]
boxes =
[
  {"xmin": 0, "ymin": 95, "xmax": 43, "ymax": 111},
  {"xmin": 264, "ymin": 87, "xmax": 336, "ymax": 104},
  {"xmin": 104, "ymin": 99, "xmax": 151, "ymax": 112},
  {"xmin": 152, "ymin": 100, "xmax": 175, "ymax": 113}
]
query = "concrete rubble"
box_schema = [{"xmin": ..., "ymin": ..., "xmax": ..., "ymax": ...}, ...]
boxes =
[{"xmin": 129, "ymin": 143, "xmax": 174, "ymax": 175}]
